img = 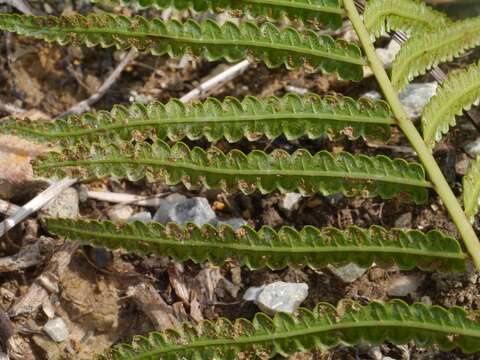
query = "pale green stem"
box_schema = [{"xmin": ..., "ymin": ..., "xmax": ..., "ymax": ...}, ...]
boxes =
[{"xmin": 343, "ymin": 0, "xmax": 480, "ymax": 269}]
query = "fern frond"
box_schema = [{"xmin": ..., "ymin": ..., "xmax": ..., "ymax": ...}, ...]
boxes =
[
  {"xmin": 422, "ymin": 62, "xmax": 480, "ymax": 149},
  {"xmin": 364, "ymin": 0, "xmax": 450, "ymax": 39},
  {"xmin": 33, "ymin": 141, "xmax": 431, "ymax": 202},
  {"xmin": 391, "ymin": 16, "xmax": 480, "ymax": 91},
  {"xmin": 104, "ymin": 300, "xmax": 480, "ymax": 359},
  {"xmin": 46, "ymin": 218, "xmax": 466, "ymax": 271},
  {"xmin": 0, "ymin": 14, "xmax": 365, "ymax": 80},
  {"xmin": 463, "ymin": 156, "xmax": 480, "ymax": 223},
  {"xmin": 3, "ymin": 94, "xmax": 394, "ymax": 146},
  {"xmin": 104, "ymin": 0, "xmax": 344, "ymax": 28}
]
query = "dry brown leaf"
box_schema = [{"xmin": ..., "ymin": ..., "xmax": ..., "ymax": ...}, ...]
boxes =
[{"xmin": 0, "ymin": 135, "xmax": 48, "ymax": 183}]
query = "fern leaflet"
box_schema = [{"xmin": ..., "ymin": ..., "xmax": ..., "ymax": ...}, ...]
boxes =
[
  {"xmin": 391, "ymin": 16, "xmax": 480, "ymax": 91},
  {"xmin": 463, "ymin": 156, "xmax": 480, "ymax": 223},
  {"xmin": 104, "ymin": 300, "xmax": 480, "ymax": 359},
  {"xmin": 47, "ymin": 218, "xmax": 466, "ymax": 271},
  {"xmin": 3, "ymin": 94, "xmax": 394, "ymax": 146},
  {"xmin": 364, "ymin": 0, "xmax": 450, "ymax": 39},
  {"xmin": 104, "ymin": 0, "xmax": 344, "ymax": 28},
  {"xmin": 33, "ymin": 140, "xmax": 431, "ymax": 202},
  {"xmin": 0, "ymin": 14, "xmax": 365, "ymax": 80},
  {"xmin": 422, "ymin": 62, "xmax": 480, "ymax": 149}
]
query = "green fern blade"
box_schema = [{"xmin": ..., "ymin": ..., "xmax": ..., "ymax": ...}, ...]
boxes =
[
  {"xmin": 463, "ymin": 156, "xmax": 480, "ymax": 223},
  {"xmin": 422, "ymin": 63, "xmax": 480, "ymax": 149},
  {"xmin": 106, "ymin": 0, "xmax": 344, "ymax": 28},
  {"xmin": 46, "ymin": 218, "xmax": 466, "ymax": 271},
  {"xmin": 392, "ymin": 16, "xmax": 480, "ymax": 91},
  {"xmin": 3, "ymin": 94, "xmax": 394, "ymax": 146},
  {"xmin": 102, "ymin": 300, "xmax": 480, "ymax": 359},
  {"xmin": 364, "ymin": 0, "xmax": 450, "ymax": 39},
  {"xmin": 0, "ymin": 14, "xmax": 365, "ymax": 81},
  {"xmin": 34, "ymin": 141, "xmax": 431, "ymax": 202}
]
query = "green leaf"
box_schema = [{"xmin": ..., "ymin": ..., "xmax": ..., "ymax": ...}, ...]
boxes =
[
  {"xmin": 46, "ymin": 218, "xmax": 466, "ymax": 271},
  {"xmin": 104, "ymin": 0, "xmax": 344, "ymax": 28},
  {"xmin": 0, "ymin": 13, "xmax": 365, "ymax": 81},
  {"xmin": 391, "ymin": 16, "xmax": 480, "ymax": 91},
  {"xmin": 422, "ymin": 62, "xmax": 480, "ymax": 149},
  {"xmin": 104, "ymin": 300, "xmax": 480, "ymax": 359},
  {"xmin": 3, "ymin": 94, "xmax": 394, "ymax": 146},
  {"xmin": 34, "ymin": 140, "xmax": 431, "ymax": 202},
  {"xmin": 364, "ymin": 0, "xmax": 451, "ymax": 39},
  {"xmin": 463, "ymin": 156, "xmax": 480, "ymax": 223}
]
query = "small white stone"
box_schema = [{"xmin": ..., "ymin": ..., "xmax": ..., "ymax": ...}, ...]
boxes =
[
  {"xmin": 464, "ymin": 138, "xmax": 480, "ymax": 158},
  {"xmin": 107, "ymin": 205, "xmax": 134, "ymax": 222},
  {"xmin": 243, "ymin": 285, "xmax": 265, "ymax": 302},
  {"xmin": 376, "ymin": 40, "xmax": 401, "ymax": 69},
  {"xmin": 279, "ymin": 193, "xmax": 303, "ymax": 213},
  {"xmin": 43, "ymin": 317, "xmax": 69, "ymax": 342},
  {"xmin": 42, "ymin": 188, "xmax": 79, "ymax": 219},
  {"xmin": 387, "ymin": 275, "xmax": 423, "ymax": 297},
  {"xmin": 244, "ymin": 281, "xmax": 308, "ymax": 315},
  {"xmin": 127, "ymin": 211, "xmax": 152, "ymax": 223},
  {"xmin": 398, "ymin": 82, "xmax": 438, "ymax": 119},
  {"xmin": 363, "ymin": 82, "xmax": 438, "ymax": 119}
]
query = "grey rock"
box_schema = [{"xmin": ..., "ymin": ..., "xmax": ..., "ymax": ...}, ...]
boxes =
[
  {"xmin": 376, "ymin": 40, "xmax": 401, "ymax": 69},
  {"xmin": 214, "ymin": 217, "xmax": 247, "ymax": 230},
  {"xmin": 368, "ymin": 346, "xmax": 383, "ymax": 360},
  {"xmin": 279, "ymin": 193, "xmax": 303, "ymax": 213},
  {"xmin": 464, "ymin": 138, "xmax": 480, "ymax": 158},
  {"xmin": 398, "ymin": 83, "xmax": 438, "ymax": 119},
  {"xmin": 328, "ymin": 263, "xmax": 367, "ymax": 283},
  {"xmin": 243, "ymin": 281, "xmax": 308, "ymax": 314},
  {"xmin": 43, "ymin": 318, "xmax": 69, "ymax": 342},
  {"xmin": 387, "ymin": 275, "xmax": 423, "ymax": 297},
  {"xmin": 42, "ymin": 188, "xmax": 79, "ymax": 219},
  {"xmin": 107, "ymin": 205, "xmax": 134, "ymax": 222},
  {"xmin": 127, "ymin": 211, "xmax": 153, "ymax": 223},
  {"xmin": 243, "ymin": 285, "xmax": 265, "ymax": 301},
  {"xmin": 364, "ymin": 82, "xmax": 438, "ymax": 119},
  {"xmin": 153, "ymin": 194, "xmax": 216, "ymax": 226},
  {"xmin": 394, "ymin": 213, "xmax": 412, "ymax": 228}
]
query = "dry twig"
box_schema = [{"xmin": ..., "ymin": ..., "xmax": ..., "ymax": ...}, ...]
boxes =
[{"xmin": 56, "ymin": 49, "xmax": 137, "ymax": 118}]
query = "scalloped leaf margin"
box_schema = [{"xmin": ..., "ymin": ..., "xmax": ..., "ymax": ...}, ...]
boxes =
[
  {"xmin": 46, "ymin": 218, "xmax": 466, "ymax": 271},
  {"xmin": 2, "ymin": 94, "xmax": 394, "ymax": 146},
  {"xmin": 391, "ymin": 16, "xmax": 480, "ymax": 91},
  {"xmin": 34, "ymin": 141, "xmax": 432, "ymax": 203},
  {"xmin": 422, "ymin": 62, "xmax": 480, "ymax": 149},
  {"xmin": 101, "ymin": 0, "xmax": 344, "ymax": 28},
  {"xmin": 364, "ymin": 0, "xmax": 451, "ymax": 39},
  {"xmin": 0, "ymin": 13, "xmax": 365, "ymax": 81},
  {"xmin": 104, "ymin": 300, "xmax": 480, "ymax": 359}
]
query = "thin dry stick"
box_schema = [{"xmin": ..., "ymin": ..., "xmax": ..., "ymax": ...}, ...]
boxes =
[
  {"xmin": 180, "ymin": 60, "xmax": 251, "ymax": 103},
  {"xmin": 56, "ymin": 49, "xmax": 137, "ymax": 118},
  {"xmin": 0, "ymin": 199, "xmax": 20, "ymax": 217},
  {"xmin": 86, "ymin": 190, "xmax": 167, "ymax": 207},
  {"xmin": 0, "ymin": 0, "xmax": 33, "ymax": 14},
  {"xmin": 0, "ymin": 178, "xmax": 77, "ymax": 238}
]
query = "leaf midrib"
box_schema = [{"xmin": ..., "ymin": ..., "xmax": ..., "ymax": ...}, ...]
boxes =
[
  {"xmin": 24, "ymin": 22, "xmax": 366, "ymax": 65},
  {"xmin": 115, "ymin": 319, "xmax": 480, "ymax": 359},
  {"xmin": 10, "ymin": 112, "xmax": 394, "ymax": 139},
  {"xmin": 423, "ymin": 72, "xmax": 480, "ymax": 145},
  {"xmin": 49, "ymin": 223, "xmax": 466, "ymax": 259},
  {"xmin": 393, "ymin": 19, "xmax": 480, "ymax": 88},
  {"xmin": 35, "ymin": 158, "xmax": 432, "ymax": 188},
  {"xmin": 243, "ymin": 0, "xmax": 344, "ymax": 14}
]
